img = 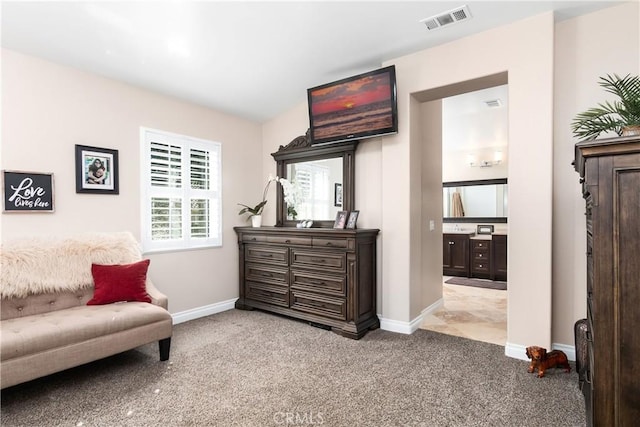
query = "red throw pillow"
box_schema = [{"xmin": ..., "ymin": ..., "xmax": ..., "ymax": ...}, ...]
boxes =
[{"xmin": 87, "ymin": 259, "xmax": 152, "ymax": 305}]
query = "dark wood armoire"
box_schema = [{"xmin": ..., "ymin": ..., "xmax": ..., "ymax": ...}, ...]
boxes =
[{"xmin": 574, "ymin": 134, "xmax": 640, "ymax": 426}]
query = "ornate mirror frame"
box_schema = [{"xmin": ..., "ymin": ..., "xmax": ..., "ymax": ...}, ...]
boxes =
[{"xmin": 272, "ymin": 130, "xmax": 358, "ymax": 228}]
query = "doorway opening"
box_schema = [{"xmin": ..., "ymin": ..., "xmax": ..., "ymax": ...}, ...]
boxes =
[{"xmin": 416, "ymin": 75, "xmax": 509, "ymax": 346}]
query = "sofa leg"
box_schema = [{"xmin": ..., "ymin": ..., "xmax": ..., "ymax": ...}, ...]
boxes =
[{"xmin": 159, "ymin": 337, "xmax": 171, "ymax": 361}]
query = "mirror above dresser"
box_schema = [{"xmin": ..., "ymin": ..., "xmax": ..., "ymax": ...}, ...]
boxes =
[{"xmin": 272, "ymin": 130, "xmax": 357, "ymax": 228}]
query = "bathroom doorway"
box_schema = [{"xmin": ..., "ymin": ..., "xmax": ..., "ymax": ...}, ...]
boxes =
[{"xmin": 420, "ymin": 83, "xmax": 509, "ymax": 346}]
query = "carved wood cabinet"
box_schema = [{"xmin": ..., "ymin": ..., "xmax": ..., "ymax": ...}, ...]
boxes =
[
  {"xmin": 574, "ymin": 135, "xmax": 640, "ymax": 426},
  {"xmin": 234, "ymin": 227, "xmax": 379, "ymax": 339}
]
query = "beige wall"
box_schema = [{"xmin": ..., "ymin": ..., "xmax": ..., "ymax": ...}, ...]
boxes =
[
  {"xmin": 419, "ymin": 100, "xmax": 444, "ymax": 313},
  {"xmin": 552, "ymin": 2, "xmax": 640, "ymax": 344},
  {"xmin": 259, "ymin": 102, "xmax": 308, "ymax": 226},
  {"xmin": 1, "ymin": 48, "xmax": 263, "ymax": 315},
  {"xmin": 383, "ymin": 13, "xmax": 555, "ymax": 353}
]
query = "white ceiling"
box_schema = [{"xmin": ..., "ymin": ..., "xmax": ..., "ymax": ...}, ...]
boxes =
[{"xmin": 1, "ymin": 1, "xmax": 622, "ymax": 123}]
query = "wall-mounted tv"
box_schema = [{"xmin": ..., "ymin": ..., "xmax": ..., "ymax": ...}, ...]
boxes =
[{"xmin": 307, "ymin": 65, "xmax": 398, "ymax": 145}]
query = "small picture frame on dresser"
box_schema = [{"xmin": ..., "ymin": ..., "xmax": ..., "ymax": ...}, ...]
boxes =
[
  {"xmin": 477, "ymin": 224, "xmax": 494, "ymax": 235},
  {"xmin": 333, "ymin": 211, "xmax": 347, "ymax": 229},
  {"xmin": 346, "ymin": 210, "xmax": 359, "ymax": 229}
]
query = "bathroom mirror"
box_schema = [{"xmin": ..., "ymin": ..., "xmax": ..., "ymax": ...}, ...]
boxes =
[
  {"xmin": 272, "ymin": 131, "xmax": 357, "ymax": 227},
  {"xmin": 443, "ymin": 178, "xmax": 508, "ymax": 223}
]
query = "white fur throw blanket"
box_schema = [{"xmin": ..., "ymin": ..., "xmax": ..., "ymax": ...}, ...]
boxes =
[{"xmin": 1, "ymin": 232, "xmax": 142, "ymax": 299}]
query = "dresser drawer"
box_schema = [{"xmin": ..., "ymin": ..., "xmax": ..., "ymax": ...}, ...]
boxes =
[
  {"xmin": 290, "ymin": 290, "xmax": 346, "ymax": 320},
  {"xmin": 291, "ymin": 270, "xmax": 346, "ymax": 297},
  {"xmin": 313, "ymin": 238, "xmax": 350, "ymax": 249},
  {"xmin": 242, "ymin": 234, "xmax": 267, "ymax": 243},
  {"xmin": 472, "ymin": 261, "xmax": 489, "ymax": 273},
  {"xmin": 245, "ymin": 245, "xmax": 288, "ymax": 265},
  {"xmin": 246, "ymin": 282, "xmax": 289, "ymax": 307},
  {"xmin": 267, "ymin": 235, "xmax": 312, "ymax": 246},
  {"xmin": 290, "ymin": 249, "xmax": 346, "ymax": 272},
  {"xmin": 472, "ymin": 249, "xmax": 489, "ymax": 261},
  {"xmin": 472, "ymin": 240, "xmax": 490, "ymax": 250},
  {"xmin": 246, "ymin": 263, "xmax": 288, "ymax": 285}
]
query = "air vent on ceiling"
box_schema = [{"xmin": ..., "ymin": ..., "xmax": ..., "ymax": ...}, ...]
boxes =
[
  {"xmin": 484, "ymin": 99, "xmax": 502, "ymax": 108},
  {"xmin": 420, "ymin": 5, "xmax": 472, "ymax": 31}
]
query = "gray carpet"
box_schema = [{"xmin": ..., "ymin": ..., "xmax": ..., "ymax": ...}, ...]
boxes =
[
  {"xmin": 1, "ymin": 309, "xmax": 585, "ymax": 426},
  {"xmin": 445, "ymin": 277, "xmax": 507, "ymax": 290}
]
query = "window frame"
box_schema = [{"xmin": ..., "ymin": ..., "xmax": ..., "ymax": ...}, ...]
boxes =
[{"xmin": 140, "ymin": 127, "xmax": 222, "ymax": 253}]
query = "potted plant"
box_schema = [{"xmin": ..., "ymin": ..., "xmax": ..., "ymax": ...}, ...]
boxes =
[
  {"xmin": 238, "ymin": 175, "xmax": 296, "ymax": 227},
  {"xmin": 238, "ymin": 177, "xmax": 273, "ymax": 227},
  {"xmin": 571, "ymin": 73, "xmax": 640, "ymax": 141}
]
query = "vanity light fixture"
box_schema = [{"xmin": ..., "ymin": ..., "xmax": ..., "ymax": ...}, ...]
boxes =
[{"xmin": 468, "ymin": 150, "xmax": 503, "ymax": 168}]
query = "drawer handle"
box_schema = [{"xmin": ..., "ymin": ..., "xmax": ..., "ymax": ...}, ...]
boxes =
[
  {"xmin": 259, "ymin": 254, "xmax": 274, "ymax": 258},
  {"xmin": 260, "ymin": 272, "xmax": 273, "ymax": 278},
  {"xmin": 311, "ymin": 257, "xmax": 326, "ymax": 263},
  {"xmin": 478, "ymin": 254, "xmax": 483, "ymax": 258},
  {"xmin": 250, "ymin": 237, "xmax": 257, "ymax": 241},
  {"xmin": 449, "ymin": 241, "xmax": 454, "ymax": 245},
  {"xmin": 285, "ymin": 239, "xmax": 291, "ymax": 243},
  {"xmin": 325, "ymin": 242, "xmax": 333, "ymax": 246},
  {"xmin": 309, "ymin": 279, "xmax": 326, "ymax": 286},
  {"xmin": 478, "ymin": 264, "xmax": 483, "ymax": 268}
]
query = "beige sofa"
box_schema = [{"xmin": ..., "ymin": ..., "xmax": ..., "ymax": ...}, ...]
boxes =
[{"xmin": 0, "ymin": 232, "xmax": 172, "ymax": 389}]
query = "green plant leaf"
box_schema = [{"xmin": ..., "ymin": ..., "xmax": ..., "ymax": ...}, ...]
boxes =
[{"xmin": 572, "ymin": 74, "xmax": 640, "ymax": 140}]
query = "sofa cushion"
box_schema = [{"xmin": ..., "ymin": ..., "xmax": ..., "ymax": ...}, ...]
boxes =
[
  {"xmin": 1, "ymin": 302, "xmax": 171, "ymax": 361},
  {"xmin": 88, "ymin": 259, "xmax": 151, "ymax": 305}
]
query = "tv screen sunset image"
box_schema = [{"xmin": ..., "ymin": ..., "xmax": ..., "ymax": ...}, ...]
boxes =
[{"xmin": 309, "ymin": 70, "xmax": 395, "ymax": 142}]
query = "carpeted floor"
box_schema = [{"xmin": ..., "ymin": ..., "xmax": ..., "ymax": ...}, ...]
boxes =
[
  {"xmin": 445, "ymin": 277, "xmax": 507, "ymax": 291},
  {"xmin": 1, "ymin": 309, "xmax": 585, "ymax": 426}
]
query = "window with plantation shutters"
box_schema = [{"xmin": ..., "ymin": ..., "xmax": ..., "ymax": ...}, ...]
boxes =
[{"xmin": 141, "ymin": 128, "xmax": 221, "ymax": 252}]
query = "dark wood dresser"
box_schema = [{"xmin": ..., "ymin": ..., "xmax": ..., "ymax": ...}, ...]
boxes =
[
  {"xmin": 234, "ymin": 226, "xmax": 379, "ymax": 339},
  {"xmin": 574, "ymin": 135, "xmax": 640, "ymax": 426}
]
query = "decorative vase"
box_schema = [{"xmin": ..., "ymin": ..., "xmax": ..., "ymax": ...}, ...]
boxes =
[{"xmin": 251, "ymin": 215, "xmax": 262, "ymax": 228}]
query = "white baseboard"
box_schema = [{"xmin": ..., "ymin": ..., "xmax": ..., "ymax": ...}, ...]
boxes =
[
  {"xmin": 552, "ymin": 342, "xmax": 576, "ymax": 361},
  {"xmin": 378, "ymin": 298, "xmax": 443, "ymax": 335},
  {"xmin": 506, "ymin": 342, "xmax": 576, "ymax": 361},
  {"xmin": 505, "ymin": 342, "xmax": 529, "ymax": 361},
  {"xmin": 171, "ymin": 298, "xmax": 237, "ymax": 325}
]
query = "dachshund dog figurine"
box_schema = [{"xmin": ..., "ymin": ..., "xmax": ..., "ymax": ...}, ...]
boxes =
[{"xmin": 525, "ymin": 346, "xmax": 571, "ymax": 378}]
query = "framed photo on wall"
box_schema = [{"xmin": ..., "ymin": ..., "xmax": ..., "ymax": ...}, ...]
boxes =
[
  {"xmin": 2, "ymin": 170, "xmax": 55, "ymax": 213},
  {"xmin": 75, "ymin": 145, "xmax": 119, "ymax": 194},
  {"xmin": 346, "ymin": 210, "xmax": 359, "ymax": 229},
  {"xmin": 334, "ymin": 183, "xmax": 343, "ymax": 207}
]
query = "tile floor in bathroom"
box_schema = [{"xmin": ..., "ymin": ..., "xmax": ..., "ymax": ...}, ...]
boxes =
[{"xmin": 419, "ymin": 276, "xmax": 507, "ymax": 346}]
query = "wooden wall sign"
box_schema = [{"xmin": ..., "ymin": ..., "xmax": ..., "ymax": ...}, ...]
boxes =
[{"xmin": 2, "ymin": 170, "xmax": 55, "ymax": 213}]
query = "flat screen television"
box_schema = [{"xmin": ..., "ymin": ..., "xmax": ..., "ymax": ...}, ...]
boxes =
[{"xmin": 307, "ymin": 65, "xmax": 398, "ymax": 145}]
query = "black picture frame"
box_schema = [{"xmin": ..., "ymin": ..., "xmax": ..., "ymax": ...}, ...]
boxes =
[
  {"xmin": 333, "ymin": 210, "xmax": 347, "ymax": 229},
  {"xmin": 346, "ymin": 210, "xmax": 359, "ymax": 229},
  {"xmin": 334, "ymin": 183, "xmax": 343, "ymax": 207},
  {"xmin": 2, "ymin": 170, "xmax": 55, "ymax": 213},
  {"xmin": 75, "ymin": 145, "xmax": 119, "ymax": 194}
]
